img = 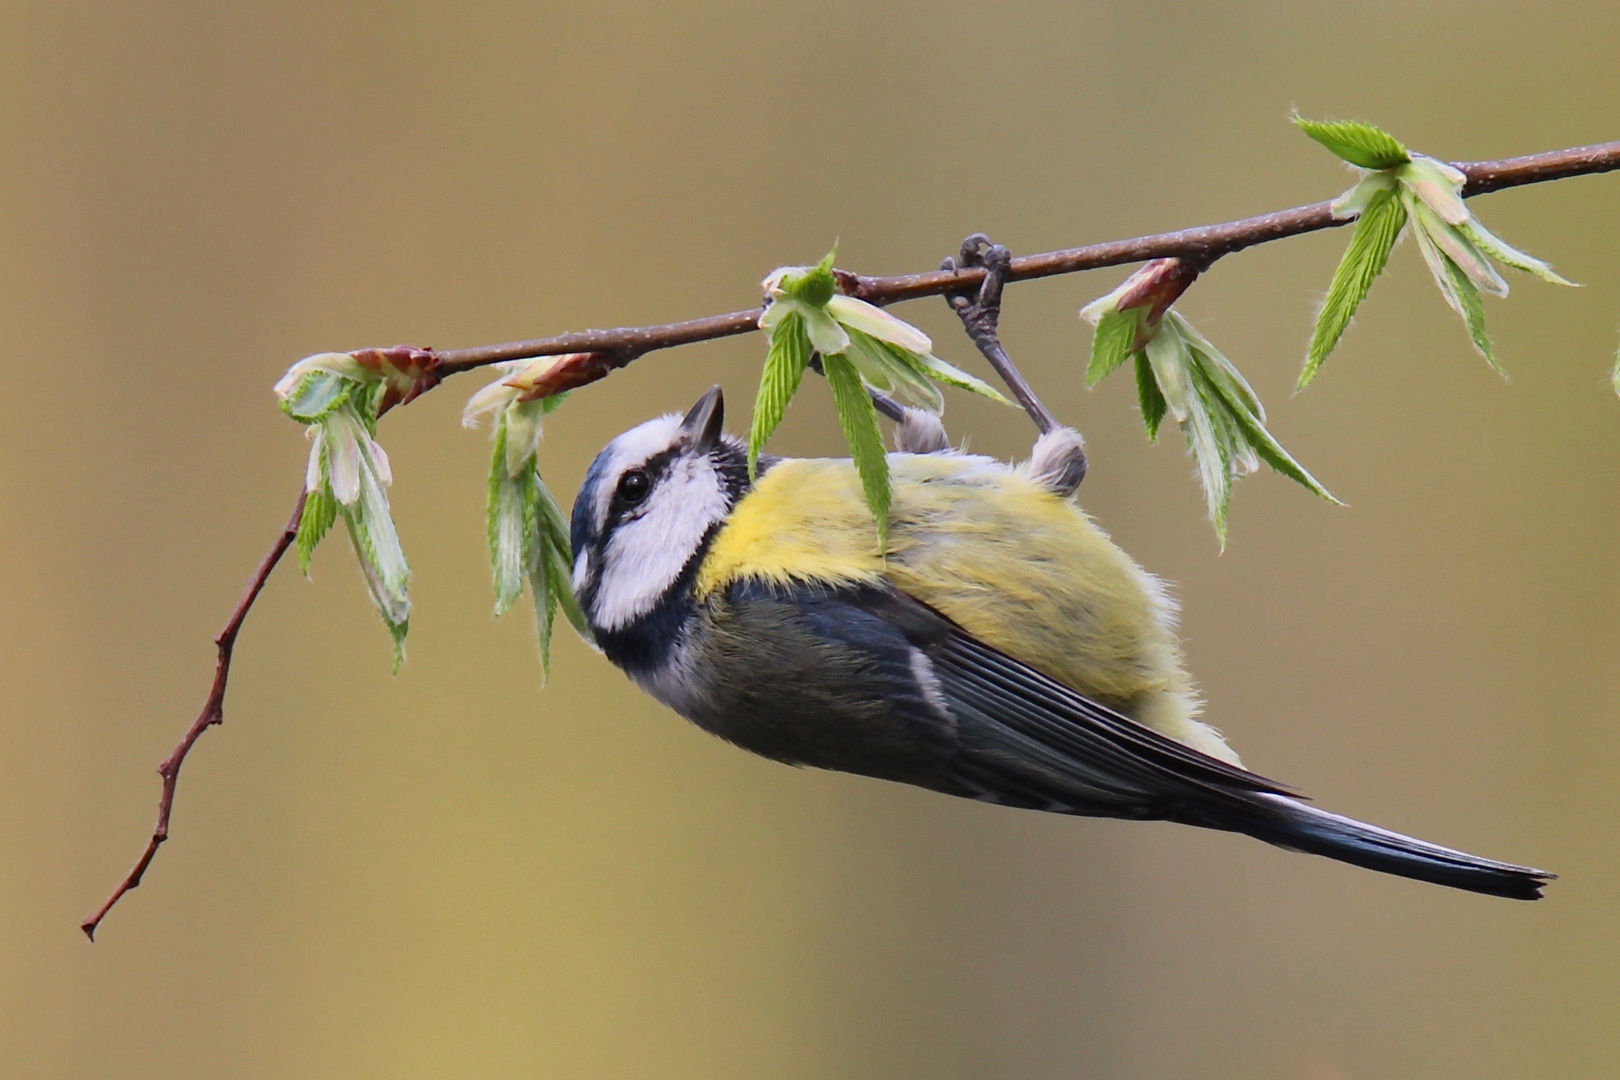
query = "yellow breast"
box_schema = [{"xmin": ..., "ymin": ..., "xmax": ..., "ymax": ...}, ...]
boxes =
[{"xmin": 694, "ymin": 454, "xmax": 1237, "ymax": 764}]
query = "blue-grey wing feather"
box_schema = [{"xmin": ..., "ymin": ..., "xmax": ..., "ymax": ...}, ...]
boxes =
[{"xmin": 696, "ymin": 579, "xmax": 1292, "ymax": 818}]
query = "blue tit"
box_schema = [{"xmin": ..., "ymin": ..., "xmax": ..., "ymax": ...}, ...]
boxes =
[{"xmin": 569, "ymin": 386, "xmax": 1551, "ymax": 899}]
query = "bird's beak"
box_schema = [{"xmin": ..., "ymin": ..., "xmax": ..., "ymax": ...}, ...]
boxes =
[{"xmin": 679, "ymin": 385, "xmax": 724, "ymax": 453}]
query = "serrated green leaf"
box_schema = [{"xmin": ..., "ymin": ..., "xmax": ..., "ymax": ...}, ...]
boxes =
[
  {"xmin": 1442, "ymin": 250, "xmax": 1498, "ymax": 372},
  {"xmin": 529, "ymin": 531, "xmax": 557, "ymax": 681},
  {"xmin": 1412, "ymin": 212, "xmax": 1500, "ymax": 372},
  {"xmin": 1198, "ymin": 371, "xmax": 1257, "ymax": 479},
  {"xmin": 281, "ymin": 371, "xmax": 355, "ymax": 423},
  {"xmin": 1293, "ymin": 115, "xmax": 1410, "ymax": 170},
  {"xmin": 910, "ymin": 352, "xmax": 1014, "ymax": 405},
  {"xmin": 387, "ymin": 619, "xmax": 408, "ymax": 675},
  {"xmin": 535, "ymin": 474, "xmax": 572, "ymax": 555},
  {"xmin": 1196, "ymin": 353, "xmax": 1339, "ymax": 505},
  {"xmin": 1179, "ymin": 377, "xmax": 1231, "ymax": 545},
  {"xmin": 1143, "ymin": 321, "xmax": 1232, "ymax": 543},
  {"xmin": 823, "ymin": 351, "xmax": 891, "ymax": 549},
  {"xmin": 536, "ymin": 475, "xmax": 592, "ymax": 642},
  {"xmin": 748, "ymin": 309, "xmax": 812, "ymax": 477},
  {"xmin": 845, "ymin": 329, "xmax": 944, "ymax": 413},
  {"xmin": 1413, "ymin": 201, "xmax": 1507, "ymax": 297},
  {"xmin": 547, "ymin": 540, "xmax": 590, "ymax": 640},
  {"xmin": 1144, "ymin": 324, "xmax": 1194, "ymax": 423},
  {"xmin": 487, "ymin": 420, "xmax": 530, "ymax": 616},
  {"xmin": 1088, "ymin": 308, "xmax": 1139, "ymax": 386},
  {"xmin": 342, "ymin": 504, "xmax": 410, "ymax": 668},
  {"xmin": 295, "ymin": 485, "xmax": 337, "ymax": 574},
  {"xmin": 1134, "ymin": 351, "xmax": 1167, "ymax": 439},
  {"xmin": 1173, "ymin": 314, "xmax": 1264, "ymax": 420},
  {"xmin": 351, "ymin": 380, "xmax": 387, "ymax": 431},
  {"xmin": 1301, "ymin": 189, "xmax": 1408, "ymax": 388},
  {"xmin": 1457, "ymin": 216, "xmax": 1577, "ymax": 286}
]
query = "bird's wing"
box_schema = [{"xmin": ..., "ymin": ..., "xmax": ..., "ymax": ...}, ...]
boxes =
[{"xmin": 717, "ymin": 579, "xmax": 1293, "ymax": 819}]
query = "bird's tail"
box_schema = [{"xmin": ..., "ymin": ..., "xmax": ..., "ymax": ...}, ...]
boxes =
[{"xmin": 1192, "ymin": 793, "xmax": 1554, "ymax": 900}]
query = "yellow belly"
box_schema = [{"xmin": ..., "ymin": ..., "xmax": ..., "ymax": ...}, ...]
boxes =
[{"xmin": 694, "ymin": 453, "xmax": 1239, "ymax": 765}]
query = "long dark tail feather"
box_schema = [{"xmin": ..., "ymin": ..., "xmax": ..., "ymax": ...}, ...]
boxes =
[{"xmin": 1195, "ymin": 793, "xmax": 1555, "ymax": 900}]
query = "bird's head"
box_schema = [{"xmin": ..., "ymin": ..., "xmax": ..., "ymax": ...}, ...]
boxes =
[{"xmin": 570, "ymin": 386, "xmax": 751, "ymax": 638}]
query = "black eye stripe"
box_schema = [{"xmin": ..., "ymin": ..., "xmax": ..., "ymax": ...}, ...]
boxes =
[{"xmin": 598, "ymin": 448, "xmax": 681, "ymax": 539}]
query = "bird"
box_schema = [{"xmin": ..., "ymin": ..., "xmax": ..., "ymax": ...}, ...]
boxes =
[{"xmin": 569, "ymin": 385, "xmax": 1552, "ymax": 900}]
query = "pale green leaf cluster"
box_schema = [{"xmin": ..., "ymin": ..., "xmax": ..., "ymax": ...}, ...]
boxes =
[
  {"xmin": 751, "ymin": 247, "xmax": 1012, "ymax": 545},
  {"xmin": 275, "ymin": 357, "xmax": 411, "ymax": 669},
  {"xmin": 464, "ymin": 360, "xmax": 590, "ymax": 678},
  {"xmin": 1083, "ymin": 279, "xmax": 1336, "ymax": 544},
  {"xmin": 1295, "ymin": 117, "xmax": 1576, "ymax": 384}
]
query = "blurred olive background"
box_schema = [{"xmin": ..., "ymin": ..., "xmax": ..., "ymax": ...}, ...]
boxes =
[{"xmin": 4, "ymin": 2, "xmax": 1618, "ymax": 1077}]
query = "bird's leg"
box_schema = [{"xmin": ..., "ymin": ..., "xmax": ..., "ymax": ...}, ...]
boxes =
[
  {"xmin": 942, "ymin": 234, "xmax": 1059, "ymax": 435},
  {"xmin": 943, "ymin": 236, "xmax": 1086, "ymax": 493}
]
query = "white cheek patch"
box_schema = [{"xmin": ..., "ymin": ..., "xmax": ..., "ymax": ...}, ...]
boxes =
[
  {"xmin": 591, "ymin": 415, "xmax": 684, "ymax": 526},
  {"xmin": 592, "ymin": 455, "xmax": 729, "ymax": 631}
]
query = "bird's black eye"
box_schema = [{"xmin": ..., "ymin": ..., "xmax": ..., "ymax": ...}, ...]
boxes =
[{"xmin": 616, "ymin": 469, "xmax": 651, "ymax": 505}]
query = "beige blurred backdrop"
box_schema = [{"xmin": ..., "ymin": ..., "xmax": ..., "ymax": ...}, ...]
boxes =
[{"xmin": 3, "ymin": 2, "xmax": 1618, "ymax": 1077}]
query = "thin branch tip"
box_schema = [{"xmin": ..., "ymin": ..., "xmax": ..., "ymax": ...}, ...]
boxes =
[{"xmin": 81, "ymin": 490, "xmax": 306, "ymax": 941}]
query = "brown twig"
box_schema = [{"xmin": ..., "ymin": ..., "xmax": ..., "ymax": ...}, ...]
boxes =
[
  {"xmin": 85, "ymin": 137, "xmax": 1620, "ymax": 938},
  {"xmin": 433, "ymin": 142, "xmax": 1620, "ymax": 378},
  {"xmin": 82, "ymin": 491, "xmax": 307, "ymax": 941}
]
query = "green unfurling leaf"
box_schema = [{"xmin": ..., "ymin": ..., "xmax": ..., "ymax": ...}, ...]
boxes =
[
  {"xmin": 1194, "ymin": 352, "xmax": 1338, "ymax": 505},
  {"xmin": 779, "ymin": 246, "xmax": 839, "ymax": 307},
  {"xmin": 1414, "ymin": 202, "xmax": 1507, "ymax": 297},
  {"xmin": 486, "ymin": 418, "xmax": 535, "ymax": 617},
  {"xmin": 1143, "ymin": 324, "xmax": 1194, "ymax": 423},
  {"xmin": 1457, "ymin": 216, "xmax": 1577, "ymax": 287},
  {"xmin": 529, "ymin": 527, "xmax": 557, "ymax": 680},
  {"xmin": 1301, "ymin": 188, "xmax": 1408, "ymax": 388},
  {"xmin": 295, "ymin": 484, "xmax": 338, "ymax": 574},
  {"xmin": 280, "ymin": 371, "xmax": 355, "ymax": 423},
  {"xmin": 343, "ymin": 504, "xmax": 410, "ymax": 672},
  {"xmin": 1293, "ymin": 115, "xmax": 1410, "ymax": 170},
  {"xmin": 1134, "ymin": 352, "xmax": 1167, "ymax": 439},
  {"xmin": 1411, "ymin": 209, "xmax": 1500, "ymax": 372},
  {"xmin": 749, "ymin": 309, "xmax": 812, "ymax": 476},
  {"xmin": 1142, "ymin": 314, "xmax": 1340, "ymax": 545},
  {"xmin": 843, "ymin": 328, "xmax": 943, "ymax": 412},
  {"xmin": 1442, "ymin": 249, "xmax": 1497, "ymax": 371},
  {"xmin": 836, "ymin": 319, "xmax": 1011, "ymax": 410},
  {"xmin": 823, "ymin": 351, "xmax": 891, "ymax": 550},
  {"xmin": 1173, "ymin": 316, "xmax": 1263, "ymax": 420},
  {"xmin": 908, "ymin": 352, "xmax": 1014, "ymax": 405},
  {"xmin": 1141, "ymin": 321, "xmax": 1231, "ymax": 540},
  {"xmin": 1088, "ymin": 308, "xmax": 1140, "ymax": 386},
  {"xmin": 1180, "ymin": 375, "xmax": 1232, "ymax": 544},
  {"xmin": 536, "ymin": 473, "xmax": 590, "ymax": 641}
]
